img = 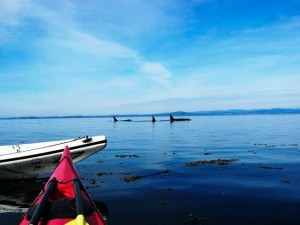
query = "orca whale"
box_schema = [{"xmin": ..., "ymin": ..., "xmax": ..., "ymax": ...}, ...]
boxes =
[
  {"xmin": 113, "ymin": 117, "xmax": 132, "ymax": 122},
  {"xmin": 170, "ymin": 115, "xmax": 191, "ymax": 122},
  {"xmin": 152, "ymin": 116, "xmax": 156, "ymax": 123}
]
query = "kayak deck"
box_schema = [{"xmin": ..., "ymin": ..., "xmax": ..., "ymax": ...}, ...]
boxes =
[
  {"xmin": 18, "ymin": 146, "xmax": 106, "ymax": 225},
  {"xmin": 0, "ymin": 136, "xmax": 106, "ymax": 159},
  {"xmin": 0, "ymin": 135, "xmax": 107, "ymax": 179}
]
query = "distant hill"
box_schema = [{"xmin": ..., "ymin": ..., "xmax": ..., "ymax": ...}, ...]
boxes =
[
  {"xmin": 118, "ymin": 108, "xmax": 300, "ymax": 117},
  {"xmin": 1, "ymin": 108, "xmax": 300, "ymax": 120},
  {"xmin": 191, "ymin": 108, "xmax": 300, "ymax": 116},
  {"xmin": 149, "ymin": 108, "xmax": 300, "ymax": 117}
]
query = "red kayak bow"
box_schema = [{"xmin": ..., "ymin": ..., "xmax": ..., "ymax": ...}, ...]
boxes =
[{"xmin": 18, "ymin": 146, "xmax": 106, "ymax": 225}]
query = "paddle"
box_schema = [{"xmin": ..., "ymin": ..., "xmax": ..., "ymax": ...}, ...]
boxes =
[
  {"xmin": 65, "ymin": 179, "xmax": 89, "ymax": 225},
  {"xmin": 29, "ymin": 178, "xmax": 57, "ymax": 225}
]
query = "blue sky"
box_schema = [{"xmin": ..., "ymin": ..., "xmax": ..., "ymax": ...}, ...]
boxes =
[{"xmin": 0, "ymin": 0, "xmax": 299, "ymax": 116}]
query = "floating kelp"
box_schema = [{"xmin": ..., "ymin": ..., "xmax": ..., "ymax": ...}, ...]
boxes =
[
  {"xmin": 119, "ymin": 171, "xmax": 132, "ymax": 175},
  {"xmin": 115, "ymin": 154, "xmax": 140, "ymax": 158},
  {"xmin": 122, "ymin": 175, "xmax": 143, "ymax": 182},
  {"xmin": 97, "ymin": 172, "xmax": 113, "ymax": 176},
  {"xmin": 121, "ymin": 169, "xmax": 169, "ymax": 183},
  {"xmin": 186, "ymin": 159, "xmax": 239, "ymax": 167},
  {"xmin": 286, "ymin": 144, "xmax": 299, "ymax": 150},
  {"xmin": 86, "ymin": 185, "xmax": 100, "ymax": 189},
  {"xmin": 163, "ymin": 152, "xmax": 177, "ymax": 155},
  {"xmin": 254, "ymin": 143, "xmax": 276, "ymax": 148},
  {"xmin": 260, "ymin": 166, "xmax": 284, "ymax": 170},
  {"xmin": 248, "ymin": 150, "xmax": 257, "ymax": 154},
  {"xmin": 280, "ymin": 179, "xmax": 291, "ymax": 183},
  {"xmin": 203, "ymin": 152, "xmax": 213, "ymax": 155},
  {"xmin": 249, "ymin": 142, "xmax": 300, "ymax": 151},
  {"xmin": 188, "ymin": 213, "xmax": 205, "ymax": 222},
  {"xmin": 157, "ymin": 199, "xmax": 169, "ymax": 205}
]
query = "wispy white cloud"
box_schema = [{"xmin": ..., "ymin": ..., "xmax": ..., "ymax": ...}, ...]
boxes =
[
  {"xmin": 0, "ymin": 0, "xmax": 177, "ymax": 115},
  {"xmin": 46, "ymin": 30, "xmax": 138, "ymax": 59},
  {"xmin": 0, "ymin": 0, "xmax": 299, "ymax": 115},
  {"xmin": 139, "ymin": 62, "xmax": 172, "ymax": 89},
  {"xmin": 0, "ymin": 0, "xmax": 30, "ymax": 26}
]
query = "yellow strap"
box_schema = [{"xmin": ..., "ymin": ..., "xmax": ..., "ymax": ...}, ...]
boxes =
[{"xmin": 65, "ymin": 214, "xmax": 89, "ymax": 225}]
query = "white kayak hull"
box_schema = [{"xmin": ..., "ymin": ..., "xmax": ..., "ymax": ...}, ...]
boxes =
[{"xmin": 0, "ymin": 135, "xmax": 107, "ymax": 179}]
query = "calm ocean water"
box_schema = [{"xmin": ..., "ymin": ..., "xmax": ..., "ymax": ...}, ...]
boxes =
[{"xmin": 0, "ymin": 115, "xmax": 300, "ymax": 225}]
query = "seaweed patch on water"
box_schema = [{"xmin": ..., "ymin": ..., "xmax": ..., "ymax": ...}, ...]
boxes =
[
  {"xmin": 157, "ymin": 199, "xmax": 169, "ymax": 205},
  {"xmin": 251, "ymin": 143, "xmax": 299, "ymax": 151},
  {"xmin": 280, "ymin": 179, "xmax": 291, "ymax": 184},
  {"xmin": 163, "ymin": 152, "xmax": 177, "ymax": 155},
  {"xmin": 86, "ymin": 185, "xmax": 100, "ymax": 189},
  {"xmin": 203, "ymin": 152, "xmax": 213, "ymax": 155},
  {"xmin": 186, "ymin": 159, "xmax": 239, "ymax": 167},
  {"xmin": 121, "ymin": 169, "xmax": 170, "ymax": 183},
  {"xmin": 260, "ymin": 166, "xmax": 284, "ymax": 170},
  {"xmin": 97, "ymin": 172, "xmax": 113, "ymax": 176},
  {"xmin": 119, "ymin": 171, "xmax": 132, "ymax": 175},
  {"xmin": 122, "ymin": 175, "xmax": 143, "ymax": 182},
  {"xmin": 188, "ymin": 213, "xmax": 207, "ymax": 222},
  {"xmin": 253, "ymin": 143, "xmax": 276, "ymax": 148},
  {"xmin": 248, "ymin": 150, "xmax": 257, "ymax": 154},
  {"xmin": 115, "ymin": 154, "xmax": 140, "ymax": 158},
  {"xmin": 285, "ymin": 144, "xmax": 299, "ymax": 151}
]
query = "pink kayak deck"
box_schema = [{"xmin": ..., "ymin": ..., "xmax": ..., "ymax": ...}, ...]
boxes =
[{"xmin": 18, "ymin": 146, "xmax": 106, "ymax": 225}]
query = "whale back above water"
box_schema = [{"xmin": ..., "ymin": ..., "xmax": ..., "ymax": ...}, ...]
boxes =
[
  {"xmin": 170, "ymin": 115, "xmax": 191, "ymax": 122},
  {"xmin": 113, "ymin": 117, "xmax": 132, "ymax": 122}
]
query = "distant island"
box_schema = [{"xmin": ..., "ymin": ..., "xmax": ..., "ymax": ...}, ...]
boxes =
[{"xmin": 1, "ymin": 108, "xmax": 300, "ymax": 120}]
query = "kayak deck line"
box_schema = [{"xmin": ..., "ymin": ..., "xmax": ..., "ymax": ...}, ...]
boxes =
[
  {"xmin": 2, "ymin": 136, "xmax": 94, "ymax": 156},
  {"xmin": 21, "ymin": 136, "xmax": 94, "ymax": 152},
  {"xmin": 13, "ymin": 137, "xmax": 83, "ymax": 153}
]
